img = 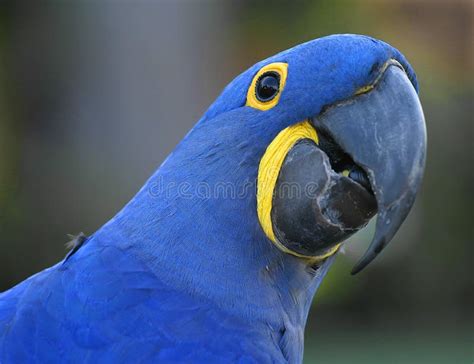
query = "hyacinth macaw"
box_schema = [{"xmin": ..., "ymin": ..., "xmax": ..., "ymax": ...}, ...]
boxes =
[{"xmin": 0, "ymin": 34, "xmax": 426, "ymax": 363}]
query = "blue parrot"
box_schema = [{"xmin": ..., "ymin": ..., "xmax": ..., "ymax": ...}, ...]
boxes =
[{"xmin": 0, "ymin": 34, "xmax": 426, "ymax": 363}]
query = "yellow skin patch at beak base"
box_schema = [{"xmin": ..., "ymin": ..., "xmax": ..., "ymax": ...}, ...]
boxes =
[{"xmin": 257, "ymin": 120, "xmax": 341, "ymax": 262}]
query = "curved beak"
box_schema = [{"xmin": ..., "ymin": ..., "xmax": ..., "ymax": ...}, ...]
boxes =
[{"xmin": 313, "ymin": 63, "xmax": 427, "ymax": 274}]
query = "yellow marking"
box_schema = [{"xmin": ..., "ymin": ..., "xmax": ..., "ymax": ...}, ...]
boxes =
[
  {"xmin": 257, "ymin": 120, "xmax": 341, "ymax": 261},
  {"xmin": 342, "ymin": 169, "xmax": 350, "ymax": 177},
  {"xmin": 246, "ymin": 62, "xmax": 288, "ymax": 111},
  {"xmin": 272, "ymin": 237, "xmax": 341, "ymax": 263},
  {"xmin": 355, "ymin": 85, "xmax": 374, "ymax": 95},
  {"xmin": 355, "ymin": 58, "xmax": 405, "ymax": 96}
]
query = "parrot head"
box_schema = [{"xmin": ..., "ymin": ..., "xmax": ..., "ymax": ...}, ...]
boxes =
[{"xmin": 183, "ymin": 34, "xmax": 426, "ymax": 274}]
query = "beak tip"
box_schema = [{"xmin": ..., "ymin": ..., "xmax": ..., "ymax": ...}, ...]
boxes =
[
  {"xmin": 350, "ymin": 255, "xmax": 372, "ymax": 275},
  {"xmin": 350, "ymin": 267, "xmax": 362, "ymax": 276},
  {"xmin": 350, "ymin": 235, "xmax": 388, "ymax": 275}
]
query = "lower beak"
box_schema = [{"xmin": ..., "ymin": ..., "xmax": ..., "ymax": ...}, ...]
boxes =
[{"xmin": 313, "ymin": 63, "xmax": 427, "ymax": 274}]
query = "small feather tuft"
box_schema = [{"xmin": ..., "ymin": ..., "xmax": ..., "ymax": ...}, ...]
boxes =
[{"xmin": 65, "ymin": 232, "xmax": 87, "ymax": 249}]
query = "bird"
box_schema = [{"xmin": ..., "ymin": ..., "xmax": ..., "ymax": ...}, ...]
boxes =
[{"xmin": 0, "ymin": 34, "xmax": 426, "ymax": 363}]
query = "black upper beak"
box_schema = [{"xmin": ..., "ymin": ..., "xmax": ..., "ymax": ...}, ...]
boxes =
[{"xmin": 313, "ymin": 62, "xmax": 427, "ymax": 274}]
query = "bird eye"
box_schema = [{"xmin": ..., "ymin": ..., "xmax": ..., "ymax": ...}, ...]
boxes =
[
  {"xmin": 246, "ymin": 62, "xmax": 288, "ymax": 111},
  {"xmin": 255, "ymin": 72, "xmax": 280, "ymax": 102}
]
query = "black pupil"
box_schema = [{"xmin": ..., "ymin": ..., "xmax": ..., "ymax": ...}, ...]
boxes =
[{"xmin": 256, "ymin": 72, "xmax": 280, "ymax": 102}]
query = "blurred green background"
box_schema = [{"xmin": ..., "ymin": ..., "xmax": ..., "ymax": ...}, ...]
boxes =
[{"xmin": 0, "ymin": 1, "xmax": 472, "ymax": 363}]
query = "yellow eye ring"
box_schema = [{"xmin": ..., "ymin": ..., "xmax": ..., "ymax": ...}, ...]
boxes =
[{"xmin": 246, "ymin": 62, "xmax": 288, "ymax": 111}]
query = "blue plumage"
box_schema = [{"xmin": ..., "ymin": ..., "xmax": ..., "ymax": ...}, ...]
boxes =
[
  {"xmin": 0, "ymin": 35, "xmax": 417, "ymax": 363},
  {"xmin": 1, "ymin": 240, "xmax": 293, "ymax": 363}
]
